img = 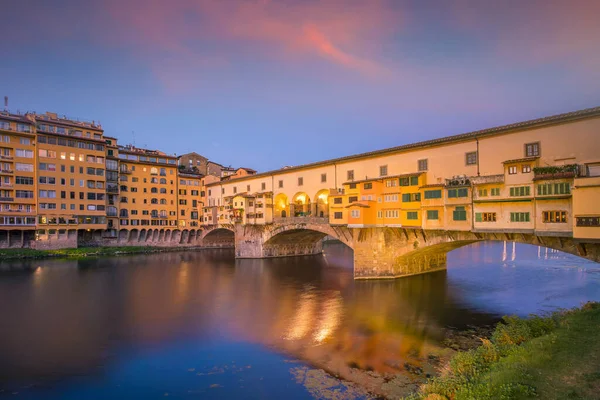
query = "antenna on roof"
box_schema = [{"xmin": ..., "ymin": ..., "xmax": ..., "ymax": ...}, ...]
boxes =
[
  {"xmin": 132, "ymin": 131, "xmax": 135, "ymax": 146},
  {"xmin": 3, "ymin": 96, "xmax": 7, "ymax": 110}
]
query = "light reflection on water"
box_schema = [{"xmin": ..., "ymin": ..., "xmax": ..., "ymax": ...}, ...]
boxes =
[{"xmin": 0, "ymin": 241, "xmax": 598, "ymax": 398}]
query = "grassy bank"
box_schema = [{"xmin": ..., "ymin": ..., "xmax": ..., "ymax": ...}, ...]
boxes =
[
  {"xmin": 0, "ymin": 246, "xmax": 205, "ymax": 260},
  {"xmin": 407, "ymin": 302, "xmax": 600, "ymax": 400}
]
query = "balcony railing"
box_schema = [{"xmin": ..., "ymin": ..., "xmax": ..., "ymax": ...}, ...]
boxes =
[
  {"xmin": 273, "ymin": 216, "xmax": 329, "ymax": 224},
  {"xmin": 0, "ymin": 197, "xmax": 14, "ymax": 202},
  {"xmin": 107, "ymin": 187, "xmax": 119, "ymax": 194},
  {"xmin": 120, "ymin": 169, "xmax": 132, "ymax": 174},
  {"xmin": 0, "ymin": 169, "xmax": 13, "ymax": 174},
  {"xmin": 0, "ymin": 155, "xmax": 13, "ymax": 161}
]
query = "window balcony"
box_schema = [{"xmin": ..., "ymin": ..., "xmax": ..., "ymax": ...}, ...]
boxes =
[
  {"xmin": 0, "ymin": 169, "xmax": 13, "ymax": 174},
  {"xmin": 0, "ymin": 155, "xmax": 13, "ymax": 161},
  {"xmin": 120, "ymin": 168, "xmax": 132, "ymax": 174},
  {"xmin": 0, "ymin": 197, "xmax": 14, "ymax": 202},
  {"xmin": 533, "ymin": 164, "xmax": 580, "ymax": 181}
]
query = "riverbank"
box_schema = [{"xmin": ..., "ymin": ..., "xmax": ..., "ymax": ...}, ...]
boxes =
[
  {"xmin": 406, "ymin": 302, "xmax": 600, "ymax": 399},
  {"xmin": 0, "ymin": 246, "xmax": 215, "ymax": 261}
]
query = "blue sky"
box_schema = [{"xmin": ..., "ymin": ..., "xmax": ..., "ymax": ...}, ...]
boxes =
[{"xmin": 1, "ymin": 0, "xmax": 599, "ymax": 170}]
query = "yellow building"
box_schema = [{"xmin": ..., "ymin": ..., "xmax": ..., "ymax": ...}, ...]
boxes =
[
  {"xmin": 177, "ymin": 172, "xmax": 203, "ymax": 228},
  {"xmin": 35, "ymin": 112, "xmax": 108, "ymax": 239},
  {"xmin": 0, "ymin": 112, "xmax": 37, "ymax": 241},
  {"xmin": 117, "ymin": 145, "xmax": 178, "ymax": 229},
  {"xmin": 207, "ymin": 106, "xmax": 600, "ymax": 244}
]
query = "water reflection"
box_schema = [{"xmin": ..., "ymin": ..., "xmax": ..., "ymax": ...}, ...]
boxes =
[{"xmin": 0, "ymin": 241, "xmax": 599, "ymax": 398}]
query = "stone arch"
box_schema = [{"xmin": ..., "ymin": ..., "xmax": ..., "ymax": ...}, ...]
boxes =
[
  {"xmin": 129, "ymin": 229, "xmax": 139, "ymax": 243},
  {"xmin": 146, "ymin": 229, "xmax": 154, "ymax": 243},
  {"xmin": 118, "ymin": 229, "xmax": 129, "ymax": 243},
  {"xmin": 352, "ymin": 228, "xmax": 600, "ymax": 279},
  {"xmin": 202, "ymin": 227, "xmax": 235, "ymax": 248},
  {"xmin": 274, "ymin": 193, "xmax": 289, "ymax": 218},
  {"xmin": 292, "ymin": 192, "xmax": 310, "ymax": 217},
  {"xmin": 164, "ymin": 229, "xmax": 172, "ymax": 242},
  {"xmin": 172, "ymin": 229, "xmax": 181, "ymax": 243},
  {"xmin": 189, "ymin": 229, "xmax": 197, "ymax": 244},
  {"xmin": 263, "ymin": 222, "xmax": 353, "ymax": 249},
  {"xmin": 180, "ymin": 229, "xmax": 189, "ymax": 244},
  {"xmin": 314, "ymin": 189, "xmax": 330, "ymax": 218},
  {"xmin": 139, "ymin": 229, "xmax": 147, "ymax": 242}
]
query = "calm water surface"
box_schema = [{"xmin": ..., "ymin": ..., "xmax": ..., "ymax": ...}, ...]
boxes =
[{"xmin": 1, "ymin": 241, "xmax": 599, "ymax": 399}]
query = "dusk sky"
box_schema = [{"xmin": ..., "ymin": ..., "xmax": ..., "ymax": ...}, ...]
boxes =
[{"xmin": 2, "ymin": 0, "xmax": 599, "ymax": 171}]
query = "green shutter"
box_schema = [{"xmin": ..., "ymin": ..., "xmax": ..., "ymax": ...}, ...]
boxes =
[
  {"xmin": 402, "ymin": 193, "xmax": 410, "ymax": 202},
  {"xmin": 475, "ymin": 213, "xmax": 482, "ymax": 222},
  {"xmin": 410, "ymin": 176, "xmax": 419, "ymax": 186}
]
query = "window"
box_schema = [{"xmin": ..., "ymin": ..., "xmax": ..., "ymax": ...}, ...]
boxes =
[
  {"xmin": 261, "ymin": 182, "xmax": 266, "ymax": 191},
  {"xmin": 399, "ymin": 177, "xmax": 409, "ymax": 186},
  {"xmin": 543, "ymin": 211, "xmax": 567, "ymax": 223},
  {"xmin": 508, "ymin": 166, "xmax": 517, "ymax": 175},
  {"xmin": 475, "ymin": 212, "xmax": 497, "ymax": 222},
  {"xmin": 525, "ymin": 142, "xmax": 540, "ymax": 157},
  {"xmin": 418, "ymin": 159, "xmax": 428, "ymax": 171},
  {"xmin": 447, "ymin": 188, "xmax": 468, "ymax": 198},
  {"xmin": 379, "ymin": 165, "xmax": 388, "ymax": 177},
  {"xmin": 411, "ymin": 176, "xmax": 419, "ymax": 186},
  {"xmin": 385, "ymin": 179, "xmax": 397, "ymax": 187},
  {"xmin": 491, "ymin": 188, "xmax": 500, "ymax": 196},
  {"xmin": 537, "ymin": 183, "xmax": 570, "ymax": 196},
  {"xmin": 384, "ymin": 194, "xmax": 398, "ymax": 202},
  {"xmin": 15, "ymin": 176, "xmax": 33, "ymax": 185},
  {"xmin": 348, "ymin": 196, "xmax": 358, "ymax": 203},
  {"xmin": 424, "ymin": 190, "xmax": 442, "ymax": 199},
  {"xmin": 384, "ymin": 210, "xmax": 399, "ymax": 218},
  {"xmin": 466, "ymin": 151, "xmax": 478, "ymax": 165},
  {"xmin": 576, "ymin": 217, "xmax": 600, "ymax": 227},
  {"xmin": 15, "ymin": 163, "xmax": 33, "ymax": 172},
  {"xmin": 246, "ymin": 185, "xmax": 250, "ymax": 192},
  {"xmin": 522, "ymin": 165, "xmax": 531, "ymax": 173},
  {"xmin": 427, "ymin": 210, "xmax": 439, "ymax": 220},
  {"xmin": 334, "ymin": 212, "xmax": 343, "ymax": 219},
  {"xmin": 402, "ymin": 193, "xmax": 421, "ymax": 202},
  {"xmin": 278, "ymin": 180, "xmax": 283, "ymax": 188},
  {"xmin": 453, "ymin": 206, "xmax": 467, "ymax": 221},
  {"xmin": 509, "ymin": 186, "xmax": 531, "ymax": 197},
  {"xmin": 333, "ymin": 197, "xmax": 343, "ymax": 204},
  {"xmin": 510, "ymin": 212, "xmax": 530, "ymax": 222},
  {"xmin": 364, "ymin": 183, "xmax": 372, "ymax": 190},
  {"xmin": 350, "ymin": 209, "xmax": 360, "ymax": 218},
  {"xmin": 233, "ymin": 187, "xmax": 237, "ymax": 194},
  {"xmin": 298, "ymin": 177, "xmax": 303, "ymax": 186},
  {"xmin": 347, "ymin": 170, "xmax": 354, "ymax": 181},
  {"xmin": 349, "ymin": 183, "xmax": 356, "ymax": 189},
  {"xmin": 406, "ymin": 211, "xmax": 418, "ymax": 220},
  {"xmin": 377, "ymin": 211, "xmax": 383, "ymax": 218},
  {"xmin": 16, "ymin": 149, "xmax": 33, "ymax": 158},
  {"xmin": 478, "ymin": 188, "xmax": 488, "ymax": 197}
]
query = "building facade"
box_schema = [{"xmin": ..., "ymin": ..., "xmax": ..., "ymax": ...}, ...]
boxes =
[{"xmin": 205, "ymin": 107, "xmax": 600, "ymax": 244}]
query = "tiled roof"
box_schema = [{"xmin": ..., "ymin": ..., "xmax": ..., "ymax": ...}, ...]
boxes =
[
  {"xmin": 502, "ymin": 156, "xmax": 539, "ymax": 164},
  {"xmin": 206, "ymin": 106, "xmax": 600, "ymax": 186}
]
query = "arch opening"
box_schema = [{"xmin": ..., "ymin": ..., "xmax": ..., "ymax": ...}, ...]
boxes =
[
  {"xmin": 202, "ymin": 228, "xmax": 235, "ymax": 248},
  {"xmin": 292, "ymin": 192, "xmax": 310, "ymax": 217},
  {"xmin": 274, "ymin": 193, "xmax": 289, "ymax": 218},
  {"xmin": 314, "ymin": 189, "xmax": 329, "ymax": 218}
]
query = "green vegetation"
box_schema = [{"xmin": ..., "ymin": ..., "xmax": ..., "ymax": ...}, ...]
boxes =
[
  {"xmin": 0, "ymin": 246, "xmax": 194, "ymax": 260},
  {"xmin": 408, "ymin": 302, "xmax": 600, "ymax": 400},
  {"xmin": 533, "ymin": 164, "xmax": 578, "ymax": 175}
]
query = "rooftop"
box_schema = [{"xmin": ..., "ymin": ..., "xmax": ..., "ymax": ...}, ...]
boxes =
[{"xmin": 207, "ymin": 105, "xmax": 600, "ymax": 186}]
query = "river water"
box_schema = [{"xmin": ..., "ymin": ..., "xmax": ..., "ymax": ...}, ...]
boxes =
[{"xmin": 1, "ymin": 241, "xmax": 599, "ymax": 399}]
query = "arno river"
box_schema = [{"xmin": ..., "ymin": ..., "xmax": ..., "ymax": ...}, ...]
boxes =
[{"xmin": 1, "ymin": 242, "xmax": 599, "ymax": 399}]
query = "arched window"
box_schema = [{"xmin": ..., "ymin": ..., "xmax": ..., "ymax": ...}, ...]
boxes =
[
  {"xmin": 151, "ymin": 187, "xmax": 158, "ymax": 193},
  {"xmin": 160, "ymin": 178, "xmax": 167, "ymax": 184},
  {"xmin": 151, "ymin": 198, "xmax": 158, "ymax": 204},
  {"xmin": 160, "ymin": 199, "xmax": 167, "ymax": 205},
  {"xmin": 160, "ymin": 188, "xmax": 166, "ymax": 194}
]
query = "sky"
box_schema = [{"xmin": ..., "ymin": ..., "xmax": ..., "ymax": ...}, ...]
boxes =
[{"xmin": 1, "ymin": 0, "xmax": 599, "ymax": 171}]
